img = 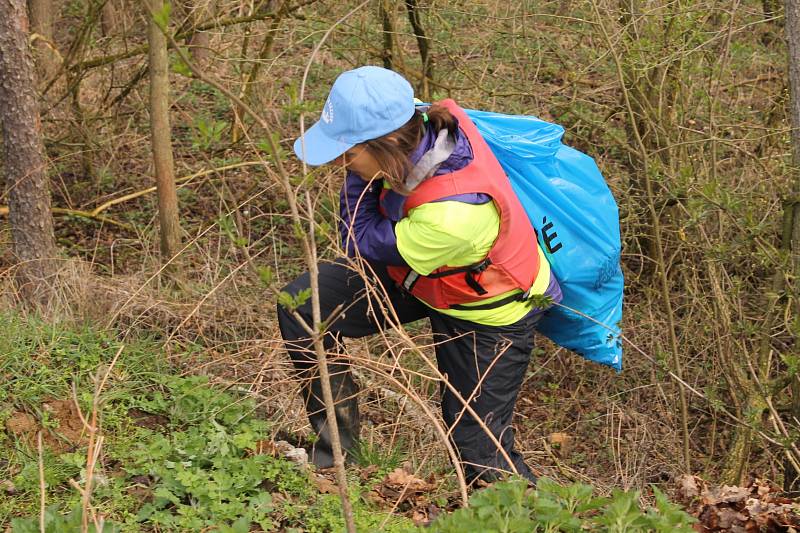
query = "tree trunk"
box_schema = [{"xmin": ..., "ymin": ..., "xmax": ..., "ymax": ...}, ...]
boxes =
[
  {"xmin": 230, "ymin": 1, "xmax": 286, "ymax": 143},
  {"xmin": 380, "ymin": 0, "xmax": 394, "ymax": 70},
  {"xmin": 0, "ymin": 0, "xmax": 58, "ymax": 300},
  {"xmin": 101, "ymin": 0, "xmax": 118, "ymax": 36},
  {"xmin": 145, "ymin": 0, "xmax": 181, "ymax": 263},
  {"xmin": 783, "ymin": 0, "xmax": 800, "ymax": 492},
  {"xmin": 26, "ymin": 0, "xmax": 57, "ymax": 81},
  {"xmin": 186, "ymin": 1, "xmax": 210, "ymax": 64},
  {"xmin": 405, "ymin": 0, "xmax": 432, "ymax": 100}
]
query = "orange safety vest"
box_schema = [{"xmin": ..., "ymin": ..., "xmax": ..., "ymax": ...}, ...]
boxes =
[{"xmin": 385, "ymin": 99, "xmax": 543, "ymax": 310}]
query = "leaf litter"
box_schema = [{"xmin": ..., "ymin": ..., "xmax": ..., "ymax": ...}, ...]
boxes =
[{"xmin": 677, "ymin": 474, "xmax": 800, "ymax": 532}]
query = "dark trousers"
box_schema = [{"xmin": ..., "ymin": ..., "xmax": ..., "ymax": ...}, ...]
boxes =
[{"xmin": 276, "ymin": 259, "xmax": 538, "ymax": 484}]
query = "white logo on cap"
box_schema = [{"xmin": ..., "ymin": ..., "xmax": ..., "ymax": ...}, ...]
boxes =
[{"xmin": 321, "ymin": 100, "xmax": 334, "ymax": 124}]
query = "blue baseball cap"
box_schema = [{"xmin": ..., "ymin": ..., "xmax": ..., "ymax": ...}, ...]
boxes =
[{"xmin": 293, "ymin": 66, "xmax": 415, "ymax": 166}]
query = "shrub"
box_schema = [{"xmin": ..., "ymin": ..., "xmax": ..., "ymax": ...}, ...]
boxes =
[{"xmin": 427, "ymin": 478, "xmax": 696, "ymax": 533}]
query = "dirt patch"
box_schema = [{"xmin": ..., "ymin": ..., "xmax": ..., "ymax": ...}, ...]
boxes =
[
  {"xmin": 4, "ymin": 400, "xmax": 88, "ymax": 452},
  {"xmin": 5, "ymin": 411, "xmax": 38, "ymax": 447},
  {"xmin": 127, "ymin": 408, "xmax": 169, "ymax": 430},
  {"xmin": 42, "ymin": 399, "xmax": 87, "ymax": 450}
]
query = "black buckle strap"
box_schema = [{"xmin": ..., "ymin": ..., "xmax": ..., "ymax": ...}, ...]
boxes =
[
  {"xmin": 464, "ymin": 271, "xmax": 488, "ymax": 295},
  {"xmin": 397, "ymin": 258, "xmax": 493, "ymax": 298},
  {"xmin": 426, "ymin": 258, "xmax": 492, "ymax": 279},
  {"xmin": 427, "ymin": 258, "xmax": 492, "ymax": 296},
  {"xmin": 449, "ymin": 290, "xmax": 527, "ymax": 311}
]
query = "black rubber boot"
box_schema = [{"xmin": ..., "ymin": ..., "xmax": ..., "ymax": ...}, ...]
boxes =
[{"xmin": 300, "ymin": 361, "xmax": 360, "ymax": 469}]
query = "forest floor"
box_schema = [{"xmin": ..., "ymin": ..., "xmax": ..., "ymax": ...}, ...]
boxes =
[
  {"xmin": 2, "ymin": 0, "xmax": 800, "ymax": 530},
  {"xmin": 1, "ymin": 314, "xmax": 798, "ymax": 531}
]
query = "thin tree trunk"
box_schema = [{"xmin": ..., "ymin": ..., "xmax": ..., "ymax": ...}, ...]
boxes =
[
  {"xmin": 405, "ymin": 0, "xmax": 432, "ymax": 100},
  {"xmin": 187, "ymin": 1, "xmax": 210, "ymax": 64},
  {"xmin": 27, "ymin": 0, "xmax": 57, "ymax": 81},
  {"xmin": 145, "ymin": 0, "xmax": 181, "ymax": 263},
  {"xmin": 188, "ymin": 30, "xmax": 210, "ymax": 63},
  {"xmin": 380, "ymin": 0, "xmax": 394, "ymax": 70},
  {"xmin": 595, "ymin": 0, "xmax": 692, "ymax": 473},
  {"xmin": 783, "ymin": 0, "xmax": 800, "ymax": 492},
  {"xmin": 230, "ymin": 1, "xmax": 285, "ymax": 143},
  {"xmin": 0, "ymin": 0, "xmax": 58, "ymax": 300},
  {"xmin": 101, "ymin": 0, "xmax": 118, "ymax": 36}
]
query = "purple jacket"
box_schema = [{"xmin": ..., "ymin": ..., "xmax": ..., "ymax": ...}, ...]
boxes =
[
  {"xmin": 339, "ymin": 124, "xmax": 486, "ymax": 265},
  {"xmin": 338, "ymin": 124, "xmax": 563, "ymax": 305}
]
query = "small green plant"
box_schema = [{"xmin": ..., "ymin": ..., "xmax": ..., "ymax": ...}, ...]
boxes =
[
  {"xmin": 256, "ymin": 132, "xmax": 287, "ymax": 162},
  {"xmin": 150, "ymin": 1, "xmax": 171, "ymax": 31},
  {"xmin": 257, "ymin": 265, "xmax": 274, "ymax": 287},
  {"xmin": 278, "ymin": 287, "xmax": 312, "ymax": 312},
  {"xmin": 123, "ymin": 376, "xmax": 304, "ymax": 531},
  {"xmin": 352, "ymin": 438, "xmax": 405, "ymax": 480},
  {"xmin": 11, "ymin": 505, "xmax": 119, "ymax": 533},
  {"xmin": 304, "ymin": 492, "xmax": 416, "ymax": 533},
  {"xmin": 169, "ymin": 49, "xmax": 192, "ymax": 77},
  {"xmin": 191, "ymin": 116, "xmax": 227, "ymax": 150},
  {"xmin": 217, "ymin": 213, "xmax": 248, "ymax": 247},
  {"xmin": 426, "ymin": 478, "xmax": 696, "ymax": 533}
]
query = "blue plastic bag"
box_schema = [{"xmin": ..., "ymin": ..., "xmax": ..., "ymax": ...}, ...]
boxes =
[{"xmin": 465, "ymin": 109, "xmax": 624, "ymax": 370}]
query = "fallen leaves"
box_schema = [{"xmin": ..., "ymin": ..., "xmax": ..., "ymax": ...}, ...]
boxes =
[
  {"xmin": 677, "ymin": 475, "xmax": 800, "ymax": 532},
  {"xmin": 1, "ymin": 479, "xmax": 16, "ymax": 495},
  {"xmin": 378, "ymin": 466, "xmax": 437, "ymax": 505},
  {"xmin": 252, "ymin": 439, "xmax": 308, "ymax": 467},
  {"xmin": 411, "ymin": 503, "xmax": 442, "ymax": 526},
  {"xmin": 548, "ymin": 432, "xmax": 573, "ymax": 456},
  {"xmin": 362, "ymin": 465, "xmax": 443, "ymax": 526},
  {"xmin": 313, "ymin": 474, "xmax": 338, "ymax": 495}
]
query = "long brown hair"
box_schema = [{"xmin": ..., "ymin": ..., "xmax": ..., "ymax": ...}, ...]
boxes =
[{"xmin": 362, "ymin": 103, "xmax": 458, "ymax": 195}]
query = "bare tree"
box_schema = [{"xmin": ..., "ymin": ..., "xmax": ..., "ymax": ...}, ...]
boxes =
[
  {"xmin": 186, "ymin": 0, "xmax": 210, "ymax": 64},
  {"xmin": 380, "ymin": 0, "xmax": 395, "ymax": 70},
  {"xmin": 145, "ymin": 0, "xmax": 181, "ymax": 263},
  {"xmin": 405, "ymin": 0, "xmax": 432, "ymax": 99},
  {"xmin": 783, "ymin": 0, "xmax": 800, "ymax": 492},
  {"xmin": 0, "ymin": 0, "xmax": 57, "ymax": 298},
  {"xmin": 26, "ymin": 0, "xmax": 58, "ymax": 80},
  {"xmin": 101, "ymin": 0, "xmax": 119, "ymax": 36}
]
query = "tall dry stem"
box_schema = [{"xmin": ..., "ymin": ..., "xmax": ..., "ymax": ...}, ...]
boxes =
[
  {"xmin": 60, "ymin": 345, "xmax": 125, "ymax": 532},
  {"xmin": 145, "ymin": 4, "xmax": 382, "ymax": 529},
  {"xmin": 37, "ymin": 431, "xmax": 45, "ymax": 533}
]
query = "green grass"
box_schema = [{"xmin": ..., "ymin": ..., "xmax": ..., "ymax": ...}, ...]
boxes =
[
  {"xmin": 0, "ymin": 313, "xmax": 417, "ymax": 532},
  {"xmin": 0, "ymin": 313, "xmax": 698, "ymax": 532}
]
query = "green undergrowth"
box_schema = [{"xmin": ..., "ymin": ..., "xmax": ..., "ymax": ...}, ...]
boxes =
[
  {"xmin": 0, "ymin": 313, "xmax": 414, "ymax": 532},
  {"xmin": 0, "ymin": 313, "xmax": 696, "ymax": 532},
  {"xmin": 428, "ymin": 478, "xmax": 696, "ymax": 533}
]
